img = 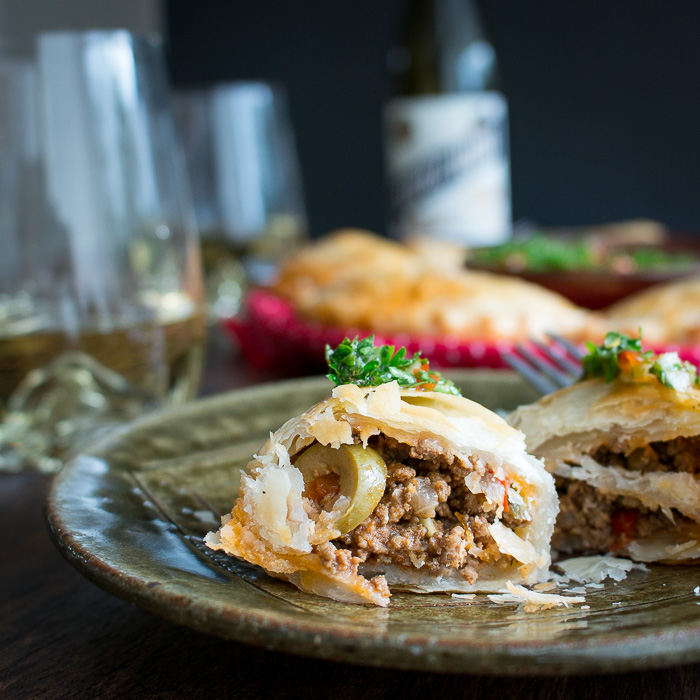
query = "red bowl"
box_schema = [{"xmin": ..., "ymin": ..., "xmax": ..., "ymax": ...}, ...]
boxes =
[{"xmin": 467, "ymin": 234, "xmax": 700, "ymax": 310}]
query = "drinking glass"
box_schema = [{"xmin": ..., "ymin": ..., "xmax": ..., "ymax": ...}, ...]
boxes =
[
  {"xmin": 0, "ymin": 31, "xmax": 207, "ymax": 473},
  {"xmin": 173, "ymin": 82, "xmax": 308, "ymax": 321}
]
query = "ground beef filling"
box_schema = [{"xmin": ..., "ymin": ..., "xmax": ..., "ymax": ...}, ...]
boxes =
[
  {"xmin": 328, "ymin": 435, "xmax": 530, "ymax": 582},
  {"xmin": 553, "ymin": 478, "xmax": 689, "ymax": 555},
  {"xmin": 552, "ymin": 437, "xmax": 700, "ymax": 555},
  {"xmin": 590, "ymin": 436, "xmax": 700, "ymax": 475}
]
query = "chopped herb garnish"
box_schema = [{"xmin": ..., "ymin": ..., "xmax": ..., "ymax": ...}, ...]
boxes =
[
  {"xmin": 581, "ymin": 331, "xmax": 653, "ymax": 382},
  {"xmin": 581, "ymin": 330, "xmax": 699, "ymax": 391},
  {"xmin": 325, "ymin": 336, "xmax": 461, "ymax": 396},
  {"xmin": 649, "ymin": 352, "xmax": 697, "ymax": 392},
  {"xmin": 470, "ymin": 231, "xmax": 698, "ymax": 274}
]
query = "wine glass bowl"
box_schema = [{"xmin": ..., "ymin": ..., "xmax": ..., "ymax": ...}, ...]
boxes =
[
  {"xmin": 174, "ymin": 81, "xmax": 308, "ymax": 321},
  {"xmin": 0, "ymin": 31, "xmax": 206, "ymax": 472}
]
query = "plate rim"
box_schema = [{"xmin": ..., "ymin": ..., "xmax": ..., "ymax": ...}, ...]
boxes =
[{"xmin": 45, "ymin": 371, "xmax": 700, "ymax": 676}]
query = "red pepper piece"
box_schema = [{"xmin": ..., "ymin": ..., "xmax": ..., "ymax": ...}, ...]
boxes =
[
  {"xmin": 497, "ymin": 477, "xmax": 510, "ymax": 513},
  {"xmin": 618, "ymin": 351, "xmax": 644, "ymax": 374},
  {"xmin": 611, "ymin": 508, "xmax": 638, "ymax": 550},
  {"xmin": 306, "ymin": 473, "xmax": 341, "ymax": 503}
]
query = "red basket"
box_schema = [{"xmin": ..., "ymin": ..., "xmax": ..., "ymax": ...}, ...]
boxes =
[
  {"xmin": 223, "ymin": 289, "xmax": 700, "ymax": 375},
  {"xmin": 223, "ymin": 289, "xmax": 553, "ymax": 372}
]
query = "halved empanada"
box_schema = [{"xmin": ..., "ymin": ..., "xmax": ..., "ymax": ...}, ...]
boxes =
[{"xmin": 207, "ymin": 381, "xmax": 557, "ymax": 606}]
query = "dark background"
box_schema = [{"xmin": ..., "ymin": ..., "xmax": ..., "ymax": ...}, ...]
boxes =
[{"xmin": 165, "ymin": 0, "xmax": 700, "ymax": 240}]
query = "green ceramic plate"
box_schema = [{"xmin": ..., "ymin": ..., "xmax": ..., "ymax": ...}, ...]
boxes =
[{"xmin": 47, "ymin": 371, "xmax": 700, "ymax": 676}]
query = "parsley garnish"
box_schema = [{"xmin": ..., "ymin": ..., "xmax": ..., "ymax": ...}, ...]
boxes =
[
  {"xmin": 470, "ymin": 231, "xmax": 697, "ymax": 274},
  {"xmin": 581, "ymin": 331, "xmax": 652, "ymax": 382},
  {"xmin": 325, "ymin": 336, "xmax": 461, "ymax": 396},
  {"xmin": 581, "ymin": 330, "xmax": 699, "ymax": 391}
]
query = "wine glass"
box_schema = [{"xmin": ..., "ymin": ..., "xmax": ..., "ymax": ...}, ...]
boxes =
[
  {"xmin": 173, "ymin": 81, "xmax": 308, "ymax": 321},
  {"xmin": 0, "ymin": 31, "xmax": 206, "ymax": 473}
]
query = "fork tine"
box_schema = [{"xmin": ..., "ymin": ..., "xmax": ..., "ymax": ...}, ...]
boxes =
[
  {"xmin": 514, "ymin": 343, "xmax": 576, "ymax": 390},
  {"xmin": 503, "ymin": 350, "xmax": 560, "ymax": 395},
  {"xmin": 546, "ymin": 332, "xmax": 586, "ymax": 361},
  {"xmin": 501, "ymin": 333, "xmax": 586, "ymax": 396},
  {"xmin": 531, "ymin": 339, "xmax": 582, "ymax": 378}
]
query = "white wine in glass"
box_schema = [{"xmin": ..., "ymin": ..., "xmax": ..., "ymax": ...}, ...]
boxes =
[
  {"xmin": 0, "ymin": 32, "xmax": 207, "ymax": 472},
  {"xmin": 174, "ymin": 82, "xmax": 308, "ymax": 321}
]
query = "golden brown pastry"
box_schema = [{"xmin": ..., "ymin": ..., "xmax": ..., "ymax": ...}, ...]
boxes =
[
  {"xmin": 322, "ymin": 269, "xmax": 594, "ymax": 341},
  {"xmin": 508, "ymin": 332, "xmax": 700, "ymax": 562},
  {"xmin": 602, "ymin": 275, "xmax": 700, "ymax": 345},
  {"xmin": 272, "ymin": 229, "xmax": 424, "ymax": 308},
  {"xmin": 206, "ymin": 341, "xmax": 557, "ymax": 606},
  {"xmin": 271, "ymin": 229, "xmax": 594, "ymax": 343}
]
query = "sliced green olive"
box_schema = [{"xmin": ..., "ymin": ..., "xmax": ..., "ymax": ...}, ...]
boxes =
[{"xmin": 295, "ymin": 443, "xmax": 387, "ymax": 534}]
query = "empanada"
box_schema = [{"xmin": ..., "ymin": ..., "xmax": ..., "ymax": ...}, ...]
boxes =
[
  {"xmin": 509, "ymin": 333, "xmax": 700, "ymax": 562},
  {"xmin": 207, "ymin": 350, "xmax": 557, "ymax": 606}
]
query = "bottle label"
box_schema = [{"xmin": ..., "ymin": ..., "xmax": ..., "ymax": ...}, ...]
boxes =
[{"xmin": 383, "ymin": 93, "xmax": 511, "ymax": 247}]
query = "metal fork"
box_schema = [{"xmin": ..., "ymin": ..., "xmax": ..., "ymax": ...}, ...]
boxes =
[{"xmin": 502, "ymin": 333, "xmax": 585, "ymax": 395}]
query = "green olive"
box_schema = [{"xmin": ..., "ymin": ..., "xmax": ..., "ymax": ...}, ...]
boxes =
[{"xmin": 295, "ymin": 443, "xmax": 387, "ymax": 534}]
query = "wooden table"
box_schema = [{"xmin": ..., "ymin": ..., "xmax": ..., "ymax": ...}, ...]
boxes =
[{"xmin": 2, "ymin": 330, "xmax": 700, "ymax": 699}]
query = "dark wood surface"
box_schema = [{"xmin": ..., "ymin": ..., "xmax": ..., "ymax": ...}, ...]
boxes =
[{"xmin": 2, "ymin": 329, "xmax": 700, "ymax": 699}]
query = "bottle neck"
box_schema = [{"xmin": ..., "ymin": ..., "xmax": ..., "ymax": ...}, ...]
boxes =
[
  {"xmin": 438, "ymin": 0, "xmax": 498, "ymax": 92},
  {"xmin": 390, "ymin": 0, "xmax": 500, "ymax": 96}
]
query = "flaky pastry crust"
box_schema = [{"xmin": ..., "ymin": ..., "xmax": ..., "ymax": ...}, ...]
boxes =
[
  {"xmin": 508, "ymin": 378, "xmax": 700, "ymax": 562},
  {"xmin": 207, "ymin": 382, "xmax": 557, "ymax": 605}
]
